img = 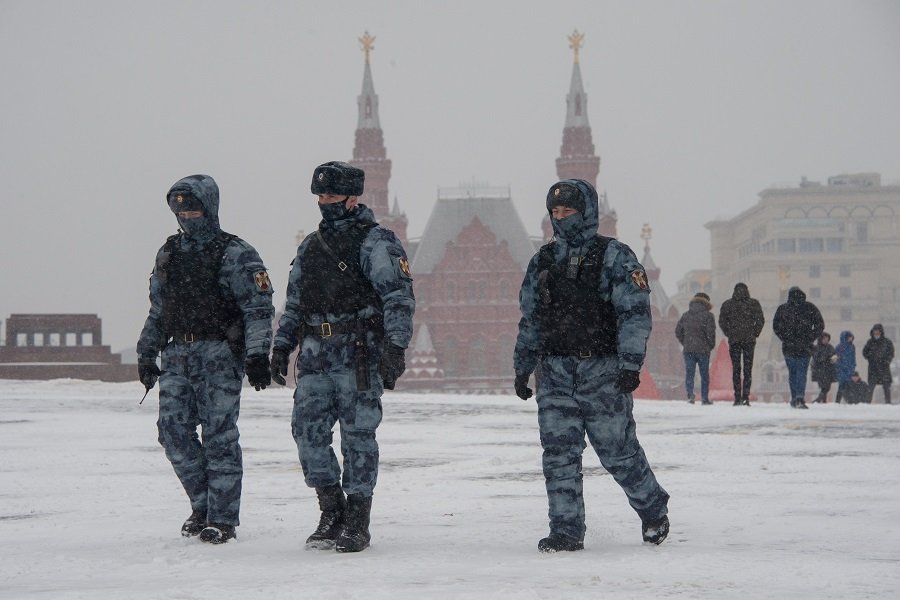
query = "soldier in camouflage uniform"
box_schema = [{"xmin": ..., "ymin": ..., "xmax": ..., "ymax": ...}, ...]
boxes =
[
  {"xmin": 137, "ymin": 174, "xmax": 275, "ymax": 544},
  {"xmin": 270, "ymin": 161, "xmax": 414, "ymax": 553},
  {"xmin": 513, "ymin": 178, "xmax": 670, "ymax": 552}
]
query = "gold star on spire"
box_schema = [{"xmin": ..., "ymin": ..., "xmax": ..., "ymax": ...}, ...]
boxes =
[
  {"xmin": 359, "ymin": 31, "xmax": 375, "ymax": 64},
  {"xmin": 568, "ymin": 29, "xmax": 585, "ymax": 64}
]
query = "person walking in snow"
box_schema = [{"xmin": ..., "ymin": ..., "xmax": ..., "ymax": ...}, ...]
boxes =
[
  {"xmin": 834, "ymin": 331, "xmax": 857, "ymax": 404},
  {"xmin": 270, "ymin": 161, "xmax": 415, "ymax": 553},
  {"xmin": 137, "ymin": 174, "xmax": 275, "ymax": 544},
  {"xmin": 773, "ymin": 286, "xmax": 824, "ymax": 409},
  {"xmin": 862, "ymin": 323, "xmax": 894, "ymax": 404},
  {"xmin": 513, "ymin": 178, "xmax": 669, "ymax": 553},
  {"xmin": 811, "ymin": 332, "xmax": 837, "ymax": 403},
  {"xmin": 676, "ymin": 292, "xmax": 716, "ymax": 405},
  {"xmin": 717, "ymin": 282, "xmax": 765, "ymax": 406}
]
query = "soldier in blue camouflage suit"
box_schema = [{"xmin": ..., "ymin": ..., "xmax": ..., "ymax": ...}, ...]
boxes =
[
  {"xmin": 137, "ymin": 174, "xmax": 275, "ymax": 544},
  {"xmin": 270, "ymin": 161, "xmax": 414, "ymax": 553},
  {"xmin": 513, "ymin": 179, "xmax": 670, "ymax": 552}
]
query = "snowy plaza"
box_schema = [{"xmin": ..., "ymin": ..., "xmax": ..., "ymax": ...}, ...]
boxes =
[{"xmin": 2, "ymin": 379, "xmax": 899, "ymax": 599}]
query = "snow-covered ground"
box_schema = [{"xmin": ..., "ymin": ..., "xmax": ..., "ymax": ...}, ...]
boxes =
[{"xmin": 2, "ymin": 379, "xmax": 899, "ymax": 599}]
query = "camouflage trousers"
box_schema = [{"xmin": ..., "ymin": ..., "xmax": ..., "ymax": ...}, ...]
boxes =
[
  {"xmin": 157, "ymin": 340, "xmax": 244, "ymax": 526},
  {"xmin": 537, "ymin": 355, "xmax": 669, "ymax": 542},
  {"xmin": 291, "ymin": 361, "xmax": 384, "ymax": 497}
]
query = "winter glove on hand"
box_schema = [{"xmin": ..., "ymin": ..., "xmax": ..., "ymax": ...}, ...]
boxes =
[
  {"xmin": 380, "ymin": 343, "xmax": 406, "ymax": 390},
  {"xmin": 245, "ymin": 354, "xmax": 271, "ymax": 391},
  {"xmin": 615, "ymin": 369, "xmax": 641, "ymax": 394},
  {"xmin": 270, "ymin": 347, "xmax": 290, "ymax": 386},
  {"xmin": 138, "ymin": 356, "xmax": 161, "ymax": 390},
  {"xmin": 514, "ymin": 373, "xmax": 533, "ymax": 401}
]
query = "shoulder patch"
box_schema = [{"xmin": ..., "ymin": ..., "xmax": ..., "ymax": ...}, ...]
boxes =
[
  {"xmin": 398, "ymin": 257, "xmax": 412, "ymax": 279},
  {"xmin": 631, "ymin": 269, "xmax": 649, "ymax": 290},
  {"xmin": 254, "ymin": 271, "xmax": 272, "ymax": 291}
]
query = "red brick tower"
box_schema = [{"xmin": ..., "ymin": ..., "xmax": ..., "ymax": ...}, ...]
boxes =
[
  {"xmin": 639, "ymin": 224, "xmax": 684, "ymax": 398},
  {"xmin": 349, "ymin": 31, "xmax": 408, "ymax": 246},
  {"xmin": 546, "ymin": 30, "xmax": 617, "ymax": 241}
]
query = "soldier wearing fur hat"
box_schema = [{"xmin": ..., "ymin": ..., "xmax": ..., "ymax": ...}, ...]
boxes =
[
  {"xmin": 513, "ymin": 178, "xmax": 669, "ymax": 553},
  {"xmin": 270, "ymin": 161, "xmax": 415, "ymax": 552}
]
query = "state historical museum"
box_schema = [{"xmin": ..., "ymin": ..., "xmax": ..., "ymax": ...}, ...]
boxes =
[{"xmin": 327, "ymin": 31, "xmax": 680, "ymax": 395}]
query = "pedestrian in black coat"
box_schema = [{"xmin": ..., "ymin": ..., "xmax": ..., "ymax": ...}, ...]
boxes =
[
  {"xmin": 718, "ymin": 282, "xmax": 765, "ymax": 406},
  {"xmin": 810, "ymin": 332, "xmax": 837, "ymax": 403},
  {"xmin": 772, "ymin": 287, "xmax": 824, "ymax": 409},
  {"xmin": 862, "ymin": 323, "xmax": 894, "ymax": 404}
]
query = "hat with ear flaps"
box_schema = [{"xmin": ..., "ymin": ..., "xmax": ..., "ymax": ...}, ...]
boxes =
[
  {"xmin": 546, "ymin": 181, "xmax": 586, "ymax": 214},
  {"xmin": 311, "ymin": 161, "xmax": 365, "ymax": 196}
]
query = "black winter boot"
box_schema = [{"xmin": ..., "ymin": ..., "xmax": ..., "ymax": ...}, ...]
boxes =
[
  {"xmin": 335, "ymin": 494, "xmax": 372, "ymax": 553},
  {"xmin": 642, "ymin": 515, "xmax": 670, "ymax": 545},
  {"xmin": 198, "ymin": 523, "xmax": 236, "ymax": 544},
  {"xmin": 181, "ymin": 508, "xmax": 207, "ymax": 537},
  {"xmin": 538, "ymin": 532, "xmax": 584, "ymax": 553},
  {"xmin": 306, "ymin": 484, "xmax": 346, "ymax": 550}
]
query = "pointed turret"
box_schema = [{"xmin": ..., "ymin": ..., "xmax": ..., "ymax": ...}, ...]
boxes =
[
  {"xmin": 638, "ymin": 223, "xmax": 684, "ymax": 398},
  {"xmin": 398, "ymin": 323, "xmax": 444, "ymax": 390},
  {"xmin": 640, "ymin": 223, "xmax": 672, "ymax": 316},
  {"xmin": 554, "ymin": 30, "xmax": 617, "ymax": 238},
  {"xmin": 350, "ymin": 31, "xmax": 391, "ymax": 220},
  {"xmin": 387, "ymin": 195, "xmax": 408, "ymax": 247}
]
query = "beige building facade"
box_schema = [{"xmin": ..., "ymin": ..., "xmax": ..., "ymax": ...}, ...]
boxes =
[{"xmin": 706, "ymin": 172, "xmax": 900, "ymax": 402}]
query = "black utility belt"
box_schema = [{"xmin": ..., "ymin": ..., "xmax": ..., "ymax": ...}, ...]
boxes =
[
  {"xmin": 299, "ymin": 318, "xmax": 383, "ymax": 338},
  {"xmin": 542, "ymin": 349, "xmax": 615, "ymax": 359},
  {"xmin": 168, "ymin": 332, "xmax": 228, "ymax": 344}
]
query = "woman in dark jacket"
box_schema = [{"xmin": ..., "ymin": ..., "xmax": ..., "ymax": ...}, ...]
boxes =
[
  {"xmin": 862, "ymin": 323, "xmax": 894, "ymax": 403},
  {"xmin": 810, "ymin": 332, "xmax": 837, "ymax": 403}
]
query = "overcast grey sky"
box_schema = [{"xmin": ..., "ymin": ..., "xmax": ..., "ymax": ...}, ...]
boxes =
[{"xmin": 2, "ymin": 0, "xmax": 899, "ymax": 354}]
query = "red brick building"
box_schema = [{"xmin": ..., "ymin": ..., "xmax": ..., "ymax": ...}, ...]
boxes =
[
  {"xmin": 295, "ymin": 31, "xmax": 678, "ymax": 394},
  {"xmin": 0, "ymin": 314, "xmax": 133, "ymax": 381},
  {"xmin": 407, "ymin": 188, "xmax": 536, "ymax": 392}
]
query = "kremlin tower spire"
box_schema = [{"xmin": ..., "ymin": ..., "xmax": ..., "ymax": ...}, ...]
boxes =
[
  {"xmin": 549, "ymin": 29, "xmax": 617, "ymax": 240},
  {"xmin": 349, "ymin": 31, "xmax": 407, "ymax": 245}
]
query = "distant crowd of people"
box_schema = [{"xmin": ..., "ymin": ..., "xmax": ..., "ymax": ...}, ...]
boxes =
[{"xmin": 675, "ymin": 284, "xmax": 895, "ymax": 408}]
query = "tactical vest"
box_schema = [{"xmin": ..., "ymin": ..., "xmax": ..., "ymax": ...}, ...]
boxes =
[
  {"xmin": 537, "ymin": 235, "xmax": 617, "ymax": 356},
  {"xmin": 157, "ymin": 231, "xmax": 243, "ymax": 341},
  {"xmin": 297, "ymin": 222, "xmax": 383, "ymax": 315}
]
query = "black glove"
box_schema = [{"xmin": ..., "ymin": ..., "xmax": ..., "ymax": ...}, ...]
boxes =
[
  {"xmin": 270, "ymin": 346, "xmax": 290, "ymax": 386},
  {"xmin": 615, "ymin": 369, "xmax": 641, "ymax": 393},
  {"xmin": 514, "ymin": 373, "xmax": 533, "ymax": 400},
  {"xmin": 138, "ymin": 356, "xmax": 161, "ymax": 390},
  {"xmin": 245, "ymin": 354, "xmax": 271, "ymax": 391},
  {"xmin": 380, "ymin": 343, "xmax": 406, "ymax": 390}
]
